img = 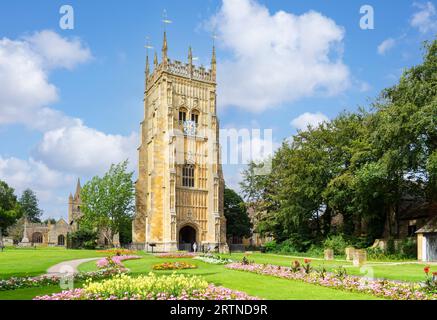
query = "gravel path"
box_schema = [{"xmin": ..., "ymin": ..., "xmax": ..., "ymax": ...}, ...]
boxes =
[{"xmin": 46, "ymin": 258, "xmax": 100, "ymax": 276}]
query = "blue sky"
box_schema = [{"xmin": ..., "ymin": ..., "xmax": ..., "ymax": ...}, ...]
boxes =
[{"xmin": 0, "ymin": 0, "xmax": 436, "ymax": 219}]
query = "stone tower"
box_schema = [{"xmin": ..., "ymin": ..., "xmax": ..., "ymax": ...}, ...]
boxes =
[
  {"xmin": 68, "ymin": 178, "xmax": 82, "ymax": 232},
  {"xmin": 133, "ymin": 32, "xmax": 228, "ymax": 252}
]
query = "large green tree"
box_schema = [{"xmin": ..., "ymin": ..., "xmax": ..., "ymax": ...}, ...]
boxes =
[
  {"xmin": 0, "ymin": 180, "xmax": 21, "ymax": 234},
  {"xmin": 240, "ymin": 38, "xmax": 437, "ymax": 249},
  {"xmin": 19, "ymin": 189, "xmax": 42, "ymax": 223},
  {"xmin": 224, "ymin": 187, "xmax": 252, "ymax": 241},
  {"xmin": 80, "ymin": 160, "xmax": 135, "ymax": 246}
]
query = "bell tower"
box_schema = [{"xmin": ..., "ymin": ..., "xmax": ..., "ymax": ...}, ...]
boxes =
[{"xmin": 133, "ymin": 33, "xmax": 228, "ymax": 253}]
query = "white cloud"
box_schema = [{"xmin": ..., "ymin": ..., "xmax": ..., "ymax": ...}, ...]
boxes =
[
  {"xmin": 210, "ymin": 0, "xmax": 350, "ymax": 112},
  {"xmin": 377, "ymin": 38, "xmax": 396, "ymax": 55},
  {"xmin": 0, "ymin": 156, "xmax": 75, "ymax": 218},
  {"xmin": 24, "ymin": 30, "xmax": 92, "ymax": 70},
  {"xmin": 35, "ymin": 123, "xmax": 138, "ymax": 176},
  {"xmin": 0, "ymin": 30, "xmax": 137, "ymax": 219},
  {"xmin": 238, "ymin": 135, "xmax": 281, "ymax": 163},
  {"xmin": 0, "ymin": 30, "xmax": 91, "ymax": 129},
  {"xmin": 410, "ymin": 2, "xmax": 437, "ymax": 33},
  {"xmin": 290, "ymin": 112, "xmax": 329, "ymax": 131}
]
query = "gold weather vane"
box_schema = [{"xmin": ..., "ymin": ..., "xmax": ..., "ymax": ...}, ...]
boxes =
[
  {"xmin": 212, "ymin": 31, "xmax": 218, "ymax": 46},
  {"xmin": 162, "ymin": 9, "xmax": 172, "ymax": 31}
]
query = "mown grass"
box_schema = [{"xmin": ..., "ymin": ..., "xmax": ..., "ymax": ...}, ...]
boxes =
[
  {"xmin": 218, "ymin": 252, "xmax": 429, "ymax": 282},
  {"xmin": 0, "ymin": 247, "xmax": 108, "ymax": 279},
  {"xmin": 78, "ymin": 254, "xmax": 380, "ymax": 300},
  {"xmin": 0, "ymin": 248, "xmax": 428, "ymax": 300}
]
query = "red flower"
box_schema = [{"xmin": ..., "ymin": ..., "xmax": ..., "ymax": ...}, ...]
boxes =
[
  {"xmin": 424, "ymin": 266, "xmax": 430, "ymax": 274},
  {"xmin": 304, "ymin": 259, "xmax": 311, "ymax": 264}
]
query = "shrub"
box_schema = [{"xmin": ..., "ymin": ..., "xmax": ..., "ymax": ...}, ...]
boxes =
[
  {"xmin": 263, "ymin": 240, "xmax": 277, "ymax": 252},
  {"xmin": 305, "ymin": 245, "xmax": 324, "ymax": 257},
  {"xmin": 367, "ymin": 238, "xmax": 417, "ymax": 261},
  {"xmin": 366, "ymin": 247, "xmax": 386, "ymax": 260},
  {"xmin": 68, "ymin": 229, "xmax": 98, "ymax": 249},
  {"xmin": 399, "ymin": 238, "xmax": 417, "ymax": 259},
  {"xmin": 386, "ymin": 238, "xmax": 396, "ymax": 255},
  {"xmin": 323, "ymin": 235, "xmax": 349, "ymax": 255}
]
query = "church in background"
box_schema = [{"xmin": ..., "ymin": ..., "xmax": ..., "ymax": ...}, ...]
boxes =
[
  {"xmin": 133, "ymin": 32, "xmax": 228, "ymax": 253},
  {"xmin": 16, "ymin": 179, "xmax": 119, "ymax": 247}
]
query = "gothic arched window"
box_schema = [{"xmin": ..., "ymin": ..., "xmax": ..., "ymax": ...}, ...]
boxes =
[
  {"xmin": 182, "ymin": 164, "xmax": 195, "ymax": 188},
  {"xmin": 179, "ymin": 108, "xmax": 187, "ymax": 122},
  {"xmin": 58, "ymin": 234, "xmax": 65, "ymax": 246},
  {"xmin": 191, "ymin": 109, "xmax": 199, "ymax": 125},
  {"xmin": 32, "ymin": 232, "xmax": 43, "ymax": 244}
]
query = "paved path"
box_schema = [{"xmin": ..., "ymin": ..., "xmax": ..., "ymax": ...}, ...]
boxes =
[{"xmin": 46, "ymin": 258, "xmax": 100, "ymax": 276}]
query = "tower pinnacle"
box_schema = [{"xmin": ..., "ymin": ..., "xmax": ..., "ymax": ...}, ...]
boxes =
[
  {"xmin": 188, "ymin": 46, "xmax": 193, "ymax": 77},
  {"xmin": 154, "ymin": 51, "xmax": 158, "ymax": 68},
  {"xmin": 74, "ymin": 178, "xmax": 81, "ymax": 199},
  {"xmin": 146, "ymin": 54, "xmax": 150, "ymax": 73},
  {"xmin": 188, "ymin": 46, "xmax": 193, "ymax": 65},
  {"xmin": 162, "ymin": 31, "xmax": 168, "ymax": 65},
  {"xmin": 211, "ymin": 45, "xmax": 217, "ymax": 80}
]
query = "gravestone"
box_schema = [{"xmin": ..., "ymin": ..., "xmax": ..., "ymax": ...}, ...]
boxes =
[
  {"xmin": 345, "ymin": 247, "xmax": 355, "ymax": 261},
  {"xmin": 324, "ymin": 249, "xmax": 334, "ymax": 260},
  {"xmin": 353, "ymin": 249, "xmax": 367, "ymax": 267}
]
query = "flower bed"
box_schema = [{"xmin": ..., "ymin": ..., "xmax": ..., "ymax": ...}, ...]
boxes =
[
  {"xmin": 155, "ymin": 252, "xmax": 196, "ymax": 259},
  {"xmin": 194, "ymin": 254, "xmax": 233, "ymax": 265},
  {"xmin": 152, "ymin": 261, "xmax": 197, "ymax": 270},
  {"xmin": 0, "ymin": 269, "xmax": 122, "ymax": 291},
  {"xmin": 97, "ymin": 249, "xmax": 138, "ymax": 256},
  {"xmin": 96, "ymin": 255, "xmax": 141, "ymax": 269},
  {"xmin": 226, "ymin": 262, "xmax": 437, "ymax": 300},
  {"xmin": 34, "ymin": 273, "xmax": 258, "ymax": 300}
]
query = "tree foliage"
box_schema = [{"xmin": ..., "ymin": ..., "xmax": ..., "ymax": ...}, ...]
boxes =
[
  {"xmin": 0, "ymin": 180, "xmax": 21, "ymax": 233},
  {"xmin": 224, "ymin": 187, "xmax": 252, "ymax": 239},
  {"xmin": 19, "ymin": 189, "xmax": 42, "ymax": 223},
  {"xmin": 240, "ymin": 39, "xmax": 437, "ymax": 250},
  {"xmin": 80, "ymin": 160, "xmax": 135, "ymax": 246}
]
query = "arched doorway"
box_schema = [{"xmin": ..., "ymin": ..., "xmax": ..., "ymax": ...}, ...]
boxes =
[
  {"xmin": 178, "ymin": 225, "xmax": 196, "ymax": 251},
  {"xmin": 58, "ymin": 234, "xmax": 65, "ymax": 246},
  {"xmin": 32, "ymin": 232, "xmax": 43, "ymax": 244}
]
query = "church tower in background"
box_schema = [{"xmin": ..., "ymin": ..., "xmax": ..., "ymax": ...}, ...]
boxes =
[{"xmin": 133, "ymin": 32, "xmax": 228, "ymax": 252}]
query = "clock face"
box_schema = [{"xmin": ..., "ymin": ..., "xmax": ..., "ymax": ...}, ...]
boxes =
[{"xmin": 183, "ymin": 120, "xmax": 196, "ymax": 136}]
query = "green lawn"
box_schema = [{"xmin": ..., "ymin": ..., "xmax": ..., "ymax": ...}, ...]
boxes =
[
  {"xmin": 219, "ymin": 253, "xmax": 428, "ymax": 282},
  {"xmin": 78, "ymin": 254, "xmax": 380, "ymax": 300},
  {"xmin": 0, "ymin": 247, "xmax": 108, "ymax": 279},
  {"xmin": 0, "ymin": 282, "xmax": 86, "ymax": 300},
  {"xmin": 0, "ymin": 248, "xmax": 428, "ymax": 300}
]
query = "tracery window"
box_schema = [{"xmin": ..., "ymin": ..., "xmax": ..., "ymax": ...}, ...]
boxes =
[{"xmin": 182, "ymin": 164, "xmax": 195, "ymax": 188}]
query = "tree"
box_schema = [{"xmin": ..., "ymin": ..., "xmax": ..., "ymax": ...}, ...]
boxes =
[
  {"xmin": 68, "ymin": 229, "xmax": 98, "ymax": 249},
  {"xmin": 19, "ymin": 189, "xmax": 42, "ymax": 223},
  {"xmin": 224, "ymin": 187, "xmax": 252, "ymax": 241},
  {"xmin": 0, "ymin": 180, "xmax": 21, "ymax": 234},
  {"xmin": 80, "ymin": 160, "xmax": 135, "ymax": 246},
  {"xmin": 239, "ymin": 37, "xmax": 437, "ymax": 249},
  {"xmin": 43, "ymin": 218, "xmax": 57, "ymax": 224}
]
